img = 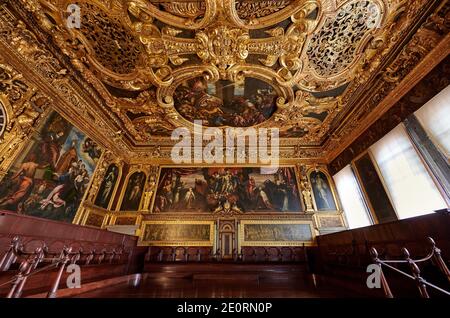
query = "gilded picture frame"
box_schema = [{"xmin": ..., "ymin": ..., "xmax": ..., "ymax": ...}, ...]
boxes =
[
  {"xmin": 139, "ymin": 220, "xmax": 215, "ymax": 246},
  {"xmin": 313, "ymin": 213, "xmax": 346, "ymax": 229},
  {"xmin": 307, "ymin": 168, "xmax": 340, "ymax": 212},
  {"xmin": 150, "ymin": 165, "xmax": 305, "ymax": 214},
  {"xmin": 116, "ymin": 169, "xmax": 148, "ymax": 212},
  {"xmin": 94, "ymin": 163, "xmax": 123, "ymax": 210},
  {"xmin": 238, "ymin": 220, "xmax": 315, "ymax": 247},
  {"xmin": 351, "ymin": 150, "xmax": 398, "ymax": 224},
  {"xmin": 109, "ymin": 211, "xmax": 143, "ymax": 227}
]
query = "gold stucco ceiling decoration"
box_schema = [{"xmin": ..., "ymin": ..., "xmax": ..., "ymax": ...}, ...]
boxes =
[
  {"xmin": 306, "ymin": 1, "xmax": 383, "ymax": 78},
  {"xmin": 20, "ymin": 0, "xmax": 425, "ymax": 147}
]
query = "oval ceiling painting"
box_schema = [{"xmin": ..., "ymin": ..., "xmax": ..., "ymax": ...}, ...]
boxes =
[{"xmin": 173, "ymin": 77, "xmax": 278, "ymax": 127}]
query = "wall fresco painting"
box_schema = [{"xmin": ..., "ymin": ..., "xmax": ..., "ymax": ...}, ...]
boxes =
[
  {"xmin": 153, "ymin": 167, "xmax": 302, "ymax": 213},
  {"xmin": 141, "ymin": 222, "xmax": 213, "ymax": 246},
  {"xmin": 0, "ymin": 111, "xmax": 102, "ymax": 223},
  {"xmin": 243, "ymin": 223, "xmax": 313, "ymax": 242}
]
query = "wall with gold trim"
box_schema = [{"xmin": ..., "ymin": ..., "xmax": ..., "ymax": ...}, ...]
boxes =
[{"xmin": 75, "ymin": 161, "xmax": 347, "ymax": 247}]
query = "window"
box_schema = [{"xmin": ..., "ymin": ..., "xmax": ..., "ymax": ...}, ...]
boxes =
[
  {"xmin": 414, "ymin": 85, "xmax": 450, "ymax": 156},
  {"xmin": 370, "ymin": 125, "xmax": 447, "ymax": 219},
  {"xmin": 333, "ymin": 165, "xmax": 372, "ymax": 229}
]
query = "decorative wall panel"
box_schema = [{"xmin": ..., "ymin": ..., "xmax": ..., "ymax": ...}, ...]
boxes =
[
  {"xmin": 140, "ymin": 221, "xmax": 215, "ymax": 246},
  {"xmin": 239, "ymin": 220, "xmax": 314, "ymax": 246}
]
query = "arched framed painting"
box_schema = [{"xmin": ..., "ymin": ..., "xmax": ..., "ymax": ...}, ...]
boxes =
[
  {"xmin": 308, "ymin": 170, "xmax": 338, "ymax": 211},
  {"xmin": 119, "ymin": 171, "xmax": 146, "ymax": 211},
  {"xmin": 95, "ymin": 164, "xmax": 120, "ymax": 209}
]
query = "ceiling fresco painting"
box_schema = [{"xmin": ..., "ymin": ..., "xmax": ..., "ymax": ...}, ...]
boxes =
[
  {"xmin": 0, "ymin": 0, "xmax": 446, "ymax": 162},
  {"xmin": 17, "ymin": 0, "xmax": 387, "ymax": 140},
  {"xmin": 174, "ymin": 77, "xmax": 277, "ymax": 127}
]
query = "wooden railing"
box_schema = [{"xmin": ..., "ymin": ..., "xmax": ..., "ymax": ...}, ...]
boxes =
[
  {"xmin": 371, "ymin": 237, "xmax": 450, "ymax": 298},
  {"xmin": 0, "ymin": 236, "xmax": 126, "ymax": 298}
]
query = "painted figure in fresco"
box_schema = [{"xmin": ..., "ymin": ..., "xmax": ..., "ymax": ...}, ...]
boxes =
[
  {"xmin": 153, "ymin": 195, "xmax": 167, "ymax": 213},
  {"xmin": 220, "ymin": 170, "xmax": 233, "ymax": 193},
  {"xmin": 255, "ymin": 187, "xmax": 274, "ymax": 210},
  {"xmin": 38, "ymin": 158, "xmax": 85, "ymax": 216},
  {"xmin": 40, "ymin": 184, "xmax": 66, "ymax": 210},
  {"xmin": 162, "ymin": 179, "xmax": 173, "ymax": 207},
  {"xmin": 246, "ymin": 177, "xmax": 256, "ymax": 200},
  {"xmin": 55, "ymin": 139, "xmax": 78, "ymax": 174},
  {"xmin": 129, "ymin": 174, "xmax": 144, "ymax": 204},
  {"xmin": 172, "ymin": 173, "xmax": 183, "ymax": 207},
  {"xmin": 121, "ymin": 172, "xmax": 145, "ymax": 211},
  {"xmin": 22, "ymin": 182, "xmax": 47, "ymax": 212},
  {"xmin": 279, "ymin": 187, "xmax": 289, "ymax": 212},
  {"xmin": 74, "ymin": 167, "xmax": 89, "ymax": 193},
  {"xmin": 0, "ymin": 153, "xmax": 41, "ymax": 213},
  {"xmin": 184, "ymin": 188, "xmax": 195, "ymax": 209},
  {"xmin": 82, "ymin": 138, "xmax": 101, "ymax": 161},
  {"xmin": 40, "ymin": 131, "xmax": 65, "ymax": 168},
  {"xmin": 98, "ymin": 166, "xmax": 117, "ymax": 207},
  {"xmin": 316, "ymin": 177, "xmax": 330, "ymax": 208},
  {"xmin": 40, "ymin": 162, "xmax": 81, "ymax": 212}
]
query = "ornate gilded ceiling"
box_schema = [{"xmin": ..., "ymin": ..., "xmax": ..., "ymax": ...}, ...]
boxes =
[{"xmin": 0, "ymin": 0, "xmax": 448, "ymax": 163}]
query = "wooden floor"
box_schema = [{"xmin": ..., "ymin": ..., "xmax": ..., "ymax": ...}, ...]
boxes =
[
  {"xmin": 73, "ymin": 276, "xmax": 357, "ymax": 298},
  {"xmin": 73, "ymin": 263, "xmax": 359, "ymax": 298}
]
